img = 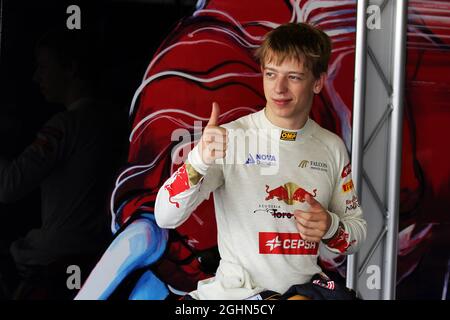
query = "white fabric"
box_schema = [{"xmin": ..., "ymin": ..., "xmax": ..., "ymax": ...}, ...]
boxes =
[{"xmin": 155, "ymin": 109, "xmax": 366, "ymax": 299}]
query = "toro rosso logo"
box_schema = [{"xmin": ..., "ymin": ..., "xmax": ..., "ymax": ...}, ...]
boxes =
[
  {"xmin": 253, "ymin": 208, "xmax": 294, "ymax": 219},
  {"xmin": 259, "ymin": 232, "xmax": 318, "ymax": 255},
  {"xmin": 265, "ymin": 183, "xmax": 317, "ymax": 205}
]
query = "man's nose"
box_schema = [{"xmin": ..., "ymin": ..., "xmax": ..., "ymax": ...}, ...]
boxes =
[{"xmin": 275, "ymin": 76, "xmax": 288, "ymax": 94}]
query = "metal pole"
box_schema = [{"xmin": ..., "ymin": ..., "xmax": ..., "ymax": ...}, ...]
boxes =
[
  {"xmin": 383, "ymin": 0, "xmax": 408, "ymax": 300},
  {"xmin": 347, "ymin": 0, "xmax": 368, "ymax": 292}
]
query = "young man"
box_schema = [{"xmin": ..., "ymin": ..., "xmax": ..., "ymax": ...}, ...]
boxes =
[{"xmin": 155, "ymin": 22, "xmax": 367, "ymax": 300}]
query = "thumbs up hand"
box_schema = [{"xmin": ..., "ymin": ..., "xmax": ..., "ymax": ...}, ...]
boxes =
[
  {"xmin": 199, "ymin": 102, "xmax": 228, "ymax": 165},
  {"xmin": 293, "ymin": 194, "xmax": 331, "ymax": 243}
]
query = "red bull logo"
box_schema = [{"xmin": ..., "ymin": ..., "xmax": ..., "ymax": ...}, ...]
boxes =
[
  {"xmin": 325, "ymin": 225, "xmax": 356, "ymax": 253},
  {"xmin": 164, "ymin": 164, "xmax": 190, "ymax": 208},
  {"xmin": 265, "ymin": 183, "xmax": 317, "ymax": 205}
]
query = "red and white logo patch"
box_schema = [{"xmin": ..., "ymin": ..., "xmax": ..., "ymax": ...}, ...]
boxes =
[
  {"xmin": 313, "ymin": 279, "xmax": 335, "ymax": 290},
  {"xmin": 341, "ymin": 162, "xmax": 352, "ymax": 178},
  {"xmin": 259, "ymin": 232, "xmax": 318, "ymax": 255}
]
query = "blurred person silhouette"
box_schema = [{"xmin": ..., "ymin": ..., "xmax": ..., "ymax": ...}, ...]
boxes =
[{"xmin": 0, "ymin": 28, "xmax": 123, "ymax": 299}]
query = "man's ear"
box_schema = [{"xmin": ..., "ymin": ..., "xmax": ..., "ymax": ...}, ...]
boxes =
[{"xmin": 313, "ymin": 72, "xmax": 326, "ymax": 94}]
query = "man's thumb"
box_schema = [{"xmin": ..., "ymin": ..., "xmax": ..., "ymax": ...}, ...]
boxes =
[
  {"xmin": 207, "ymin": 102, "xmax": 220, "ymax": 127},
  {"xmin": 305, "ymin": 193, "xmax": 318, "ymax": 207}
]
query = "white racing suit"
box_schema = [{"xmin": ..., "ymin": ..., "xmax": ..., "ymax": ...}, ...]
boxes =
[{"xmin": 155, "ymin": 109, "xmax": 366, "ymax": 300}]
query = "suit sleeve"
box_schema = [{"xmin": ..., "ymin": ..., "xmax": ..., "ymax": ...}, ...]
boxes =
[
  {"xmin": 155, "ymin": 143, "xmax": 224, "ymax": 229},
  {"xmin": 0, "ymin": 114, "xmax": 66, "ymax": 202},
  {"xmin": 322, "ymin": 139, "xmax": 367, "ymax": 255}
]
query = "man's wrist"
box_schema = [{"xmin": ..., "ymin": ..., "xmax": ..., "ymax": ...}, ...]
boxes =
[
  {"xmin": 322, "ymin": 210, "xmax": 339, "ymax": 241},
  {"xmin": 187, "ymin": 143, "xmax": 211, "ymax": 176}
]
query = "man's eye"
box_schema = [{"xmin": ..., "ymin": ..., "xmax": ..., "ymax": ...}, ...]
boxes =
[
  {"xmin": 289, "ymin": 75, "xmax": 301, "ymax": 81},
  {"xmin": 265, "ymin": 72, "xmax": 274, "ymax": 78}
]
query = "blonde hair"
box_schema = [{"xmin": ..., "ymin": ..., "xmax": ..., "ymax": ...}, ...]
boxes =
[{"xmin": 254, "ymin": 23, "xmax": 332, "ymax": 78}]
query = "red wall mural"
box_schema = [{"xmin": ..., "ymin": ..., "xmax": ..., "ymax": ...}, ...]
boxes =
[{"xmin": 112, "ymin": 0, "xmax": 450, "ymax": 299}]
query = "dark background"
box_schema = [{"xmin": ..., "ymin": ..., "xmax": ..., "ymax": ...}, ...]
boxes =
[
  {"xmin": 1, "ymin": 0, "xmax": 449, "ymax": 301},
  {"xmin": 0, "ymin": 0, "xmax": 196, "ymax": 248}
]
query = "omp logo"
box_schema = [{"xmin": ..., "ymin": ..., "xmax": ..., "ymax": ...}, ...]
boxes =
[
  {"xmin": 259, "ymin": 232, "xmax": 318, "ymax": 255},
  {"xmin": 298, "ymin": 160, "xmax": 309, "ymax": 168},
  {"xmin": 280, "ymin": 130, "xmax": 297, "ymax": 141}
]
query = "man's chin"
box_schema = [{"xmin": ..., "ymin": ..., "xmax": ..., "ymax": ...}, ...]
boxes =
[{"xmin": 269, "ymin": 106, "xmax": 294, "ymax": 118}]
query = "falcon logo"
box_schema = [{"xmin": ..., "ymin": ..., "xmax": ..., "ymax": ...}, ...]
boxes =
[
  {"xmin": 265, "ymin": 236, "xmax": 282, "ymax": 251},
  {"xmin": 298, "ymin": 160, "xmax": 309, "ymax": 168},
  {"xmin": 259, "ymin": 232, "xmax": 318, "ymax": 255},
  {"xmin": 298, "ymin": 160, "xmax": 328, "ymax": 172}
]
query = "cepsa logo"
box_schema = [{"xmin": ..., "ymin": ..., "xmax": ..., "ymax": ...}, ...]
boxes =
[{"xmin": 259, "ymin": 232, "xmax": 318, "ymax": 255}]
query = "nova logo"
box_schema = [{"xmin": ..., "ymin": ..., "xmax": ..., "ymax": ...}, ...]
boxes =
[
  {"xmin": 245, "ymin": 153, "xmax": 277, "ymax": 166},
  {"xmin": 280, "ymin": 130, "xmax": 297, "ymax": 141},
  {"xmin": 245, "ymin": 154, "xmax": 256, "ymax": 165}
]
